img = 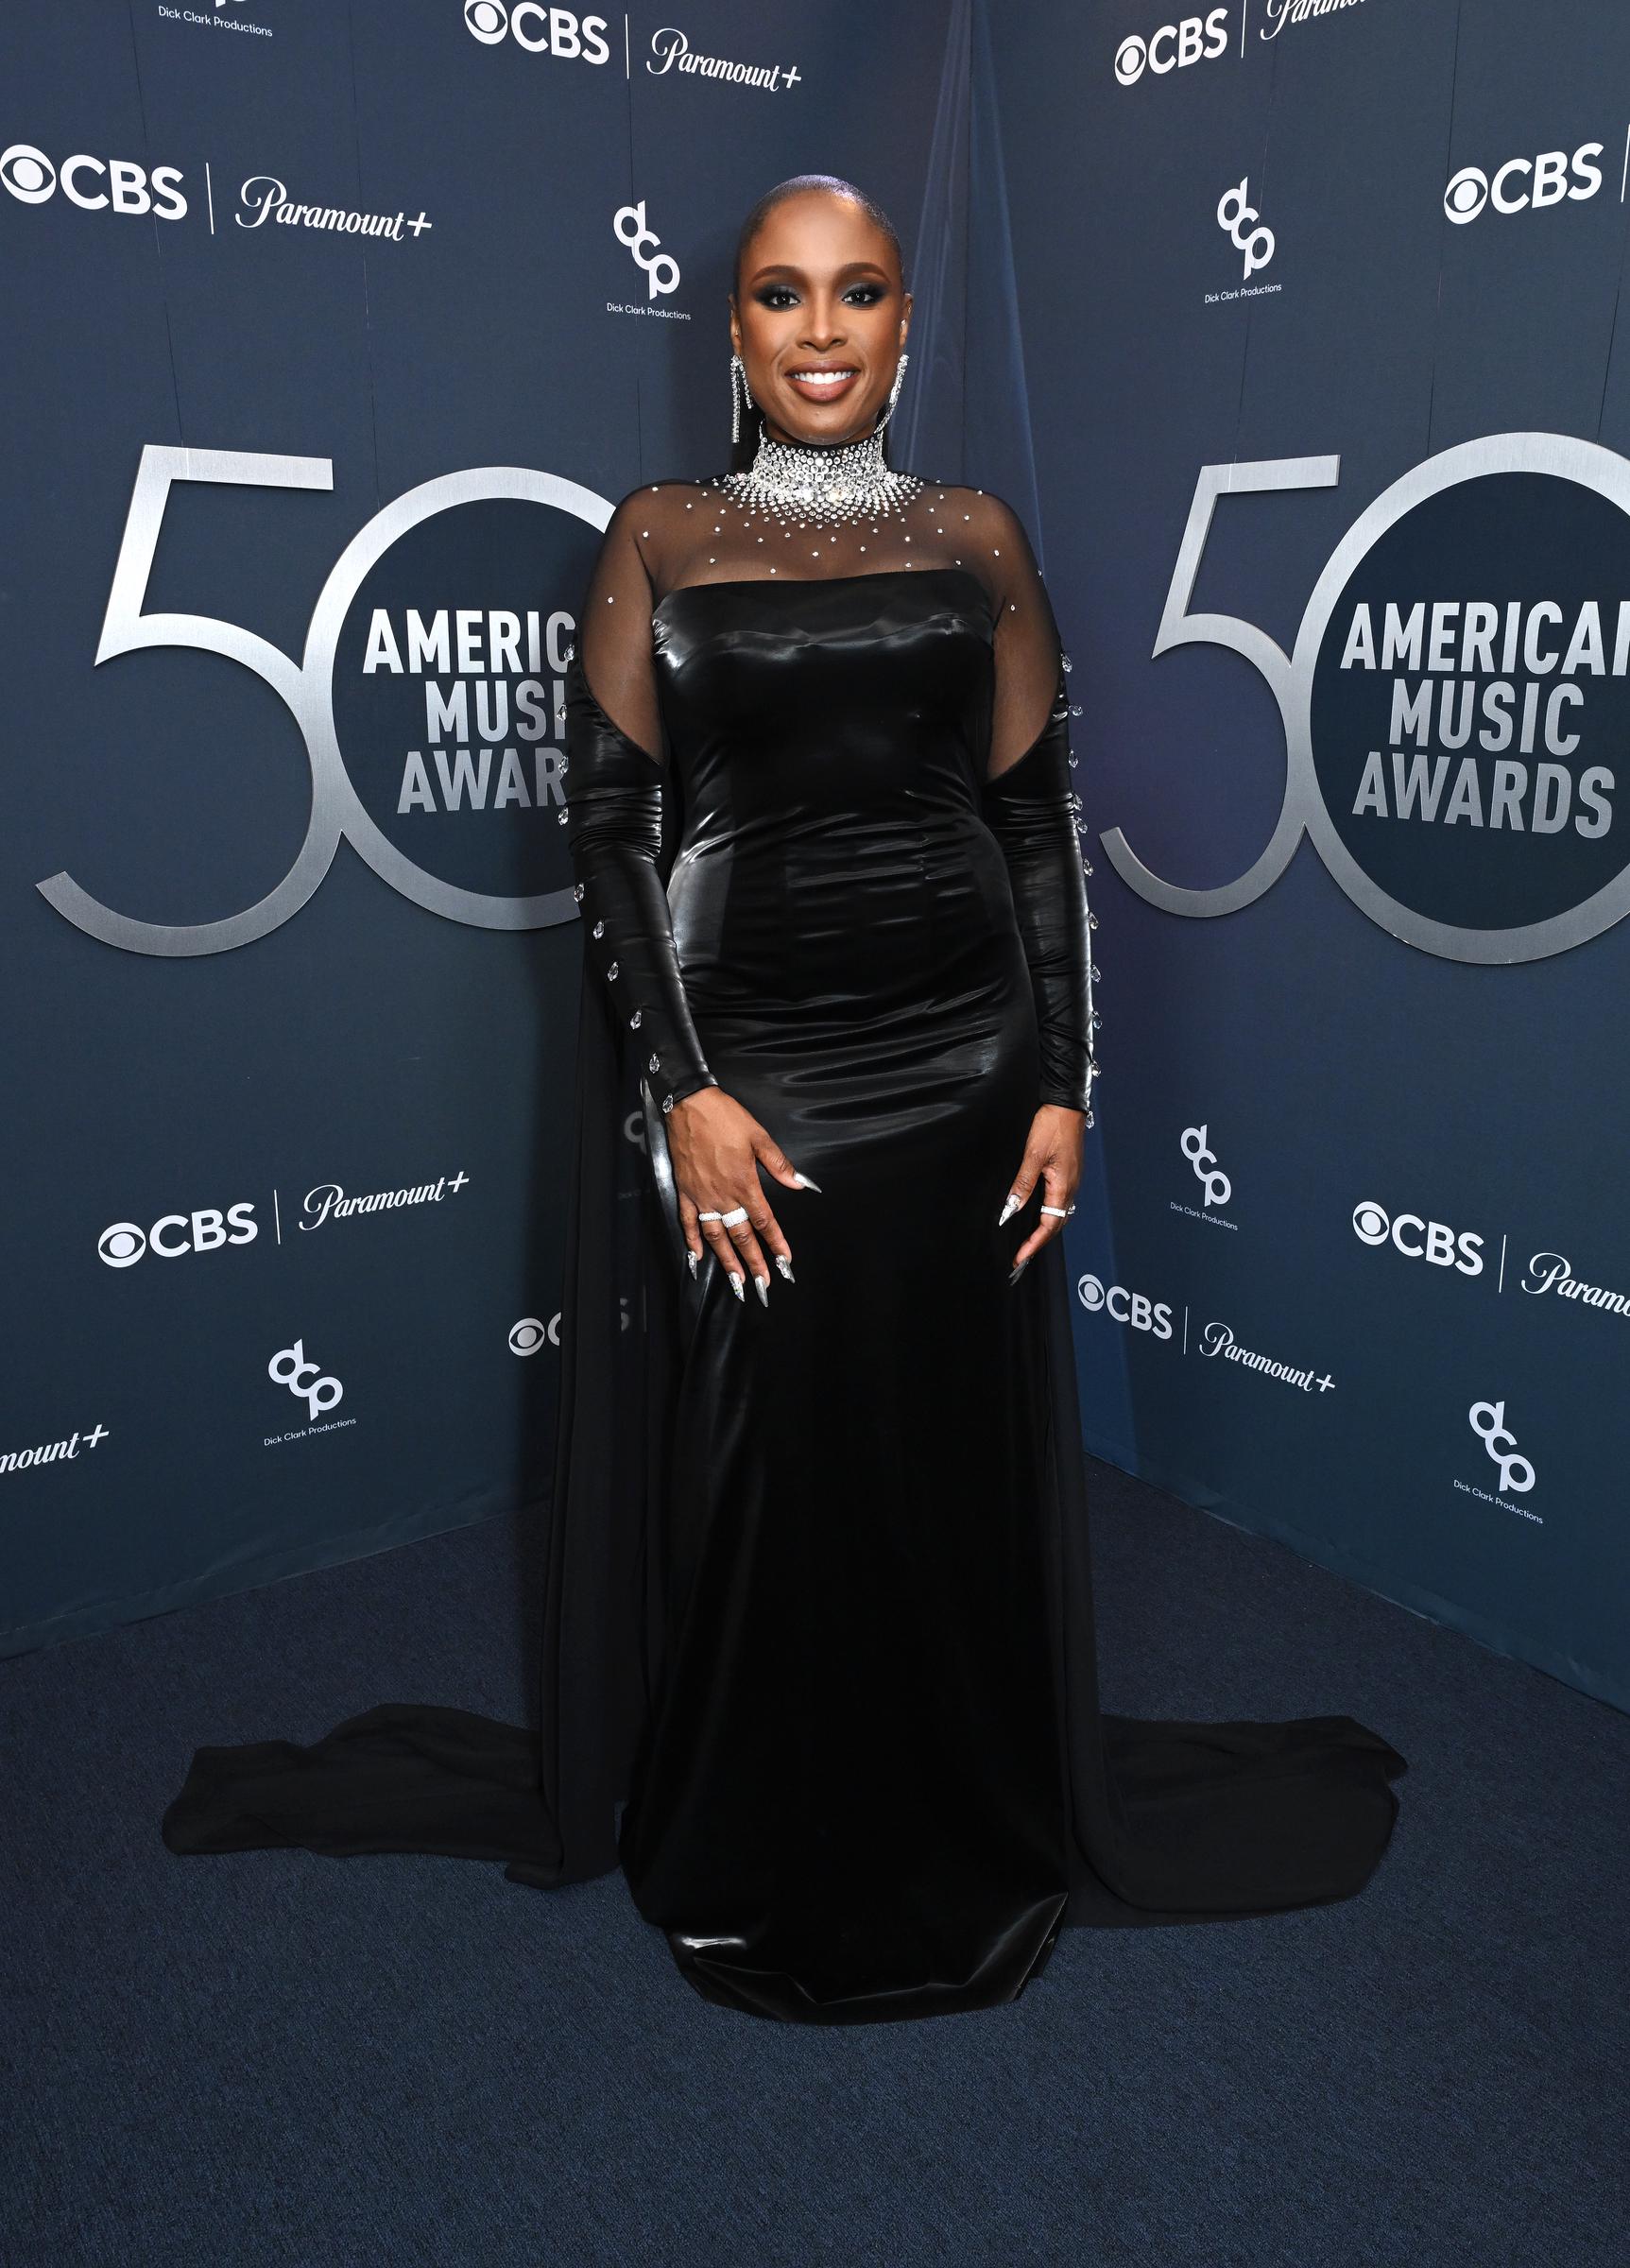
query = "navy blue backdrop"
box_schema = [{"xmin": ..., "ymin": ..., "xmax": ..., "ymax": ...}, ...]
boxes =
[
  {"xmin": 5, "ymin": 0, "xmax": 1628, "ymax": 1719},
  {"xmin": 987, "ymin": 0, "xmax": 1630, "ymax": 1713}
]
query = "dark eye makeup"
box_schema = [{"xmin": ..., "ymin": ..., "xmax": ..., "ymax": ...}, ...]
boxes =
[{"xmin": 752, "ymin": 281, "xmax": 890, "ymax": 311}]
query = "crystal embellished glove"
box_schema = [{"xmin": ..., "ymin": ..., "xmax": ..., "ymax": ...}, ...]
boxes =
[
  {"xmin": 981, "ymin": 676, "xmax": 1099, "ymax": 1120},
  {"xmin": 562, "ymin": 655, "xmax": 719, "ymax": 1117}
]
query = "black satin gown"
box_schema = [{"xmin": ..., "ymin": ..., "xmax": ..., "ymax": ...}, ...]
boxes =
[{"xmin": 163, "ymin": 468, "xmax": 1406, "ymax": 2025}]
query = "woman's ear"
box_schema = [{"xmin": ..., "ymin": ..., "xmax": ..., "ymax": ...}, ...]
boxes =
[
  {"xmin": 728, "ymin": 295, "xmax": 742, "ymax": 358},
  {"xmin": 899, "ymin": 286, "xmax": 914, "ymax": 348}
]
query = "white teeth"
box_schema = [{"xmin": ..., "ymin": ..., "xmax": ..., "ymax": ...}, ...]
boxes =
[{"xmin": 790, "ymin": 370, "xmax": 856, "ymax": 387}]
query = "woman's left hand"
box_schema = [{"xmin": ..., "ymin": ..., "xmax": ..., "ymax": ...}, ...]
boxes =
[{"xmin": 1001, "ymin": 1105, "xmax": 1087, "ymax": 1272}]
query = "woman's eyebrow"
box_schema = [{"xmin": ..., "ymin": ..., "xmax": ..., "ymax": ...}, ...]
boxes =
[{"xmin": 746, "ymin": 259, "xmax": 891, "ymax": 285}]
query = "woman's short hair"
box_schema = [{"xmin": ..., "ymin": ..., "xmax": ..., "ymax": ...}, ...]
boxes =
[{"xmin": 732, "ymin": 175, "xmax": 904, "ymax": 299}]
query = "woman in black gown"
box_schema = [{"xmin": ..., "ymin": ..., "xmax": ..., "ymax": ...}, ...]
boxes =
[{"xmin": 163, "ymin": 175, "xmax": 1406, "ymax": 2025}]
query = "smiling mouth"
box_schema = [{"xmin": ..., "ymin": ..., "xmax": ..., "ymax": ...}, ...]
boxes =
[{"xmin": 785, "ymin": 367, "xmax": 860, "ymax": 395}]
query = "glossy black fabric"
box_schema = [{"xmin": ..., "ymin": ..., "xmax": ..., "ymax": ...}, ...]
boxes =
[
  {"xmin": 608, "ymin": 570, "xmax": 1075, "ymax": 2015},
  {"xmin": 978, "ymin": 668, "xmax": 1096, "ymax": 1113},
  {"xmin": 163, "ymin": 478, "xmax": 1406, "ymax": 2028}
]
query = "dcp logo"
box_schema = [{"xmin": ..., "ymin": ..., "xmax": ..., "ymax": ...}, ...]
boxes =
[
  {"xmin": 1114, "ymin": 11, "xmax": 1228, "ymax": 85},
  {"xmin": 269, "ymin": 1338, "xmax": 344, "ymax": 1419},
  {"xmin": 1181, "ymin": 1123, "xmax": 1230, "ymax": 1209},
  {"xmin": 1217, "ymin": 177, "xmax": 1274, "ymax": 278},
  {"xmin": 97, "ymin": 1204, "xmax": 258, "ymax": 1267},
  {"xmin": 1352, "ymin": 1200, "xmax": 1484, "ymax": 1276},
  {"xmin": 1, "ymin": 143, "xmax": 187, "ymax": 219},
  {"xmin": 614, "ymin": 199, "xmax": 679, "ymax": 298},
  {"xmin": 1469, "ymin": 1398, "xmax": 1535, "ymax": 1495},
  {"xmin": 1444, "ymin": 143, "xmax": 1603, "ymax": 225}
]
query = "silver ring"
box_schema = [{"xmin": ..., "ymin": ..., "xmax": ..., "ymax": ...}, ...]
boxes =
[
  {"xmin": 696, "ymin": 1211, "xmax": 724, "ymax": 1221},
  {"xmin": 1039, "ymin": 1205, "xmax": 1068, "ymax": 1218},
  {"xmin": 719, "ymin": 1206, "xmax": 749, "ymax": 1228}
]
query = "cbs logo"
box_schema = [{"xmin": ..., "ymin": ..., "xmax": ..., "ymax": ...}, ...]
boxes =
[
  {"xmin": 1114, "ymin": 10, "xmax": 1228, "ymax": 86},
  {"xmin": 0, "ymin": 144, "xmax": 187, "ymax": 218},
  {"xmin": 510, "ymin": 1304, "xmax": 625, "ymax": 1352},
  {"xmin": 98, "ymin": 1205, "xmax": 258, "ymax": 1268},
  {"xmin": 1445, "ymin": 143, "xmax": 1603, "ymax": 224},
  {"xmin": 1077, "ymin": 1274, "xmax": 1175, "ymax": 1338},
  {"xmin": 462, "ymin": 3, "xmax": 610, "ymax": 62},
  {"xmin": 1351, "ymin": 1200, "xmax": 1484, "ymax": 1277}
]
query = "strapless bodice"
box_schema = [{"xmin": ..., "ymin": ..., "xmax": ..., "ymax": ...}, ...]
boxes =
[{"xmin": 650, "ymin": 568, "xmax": 997, "ymax": 849}]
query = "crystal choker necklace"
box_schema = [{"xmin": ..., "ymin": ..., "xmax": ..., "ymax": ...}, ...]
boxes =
[{"xmin": 722, "ymin": 423, "xmax": 924, "ymax": 530}]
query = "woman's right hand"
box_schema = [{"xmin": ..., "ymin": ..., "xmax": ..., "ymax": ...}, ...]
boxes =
[{"xmin": 665, "ymin": 1088, "xmax": 816, "ymax": 1300}]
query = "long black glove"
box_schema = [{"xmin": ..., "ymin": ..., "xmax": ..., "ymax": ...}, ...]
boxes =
[
  {"xmin": 562, "ymin": 655, "xmax": 718, "ymax": 1118},
  {"xmin": 980, "ymin": 677, "xmax": 1099, "ymax": 1119}
]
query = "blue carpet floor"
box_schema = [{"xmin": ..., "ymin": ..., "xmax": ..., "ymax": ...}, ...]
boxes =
[{"xmin": 6, "ymin": 1458, "xmax": 1625, "ymax": 2267}]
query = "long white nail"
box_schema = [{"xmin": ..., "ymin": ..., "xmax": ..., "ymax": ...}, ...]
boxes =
[
  {"xmin": 754, "ymin": 1274, "xmax": 770, "ymax": 1306},
  {"xmin": 687, "ymin": 1249, "xmax": 698, "ymax": 1279},
  {"xmin": 793, "ymin": 1172, "xmax": 823, "ymax": 1193},
  {"xmin": 775, "ymin": 1254, "xmax": 795, "ymax": 1283},
  {"xmin": 1008, "ymin": 1260, "xmax": 1028, "ymax": 1285},
  {"xmin": 729, "ymin": 1273, "xmax": 746, "ymax": 1302},
  {"xmin": 998, "ymin": 1192, "xmax": 1022, "ymax": 1226}
]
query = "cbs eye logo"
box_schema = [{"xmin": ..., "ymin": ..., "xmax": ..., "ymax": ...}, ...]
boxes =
[
  {"xmin": 1076, "ymin": 1273, "xmax": 1175, "ymax": 1338},
  {"xmin": 97, "ymin": 1205, "xmax": 259, "ymax": 1267},
  {"xmin": 0, "ymin": 145, "xmax": 54, "ymax": 201},
  {"xmin": 1113, "ymin": 10, "xmax": 1229, "ymax": 86},
  {"xmin": 1444, "ymin": 143, "xmax": 1604, "ymax": 225},
  {"xmin": 0, "ymin": 143, "xmax": 187, "ymax": 219},
  {"xmin": 462, "ymin": 2, "xmax": 611, "ymax": 63},
  {"xmin": 1352, "ymin": 1200, "xmax": 1484, "ymax": 1277}
]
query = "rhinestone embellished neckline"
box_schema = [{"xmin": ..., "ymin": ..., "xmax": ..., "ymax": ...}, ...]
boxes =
[{"xmin": 722, "ymin": 425, "xmax": 924, "ymax": 529}]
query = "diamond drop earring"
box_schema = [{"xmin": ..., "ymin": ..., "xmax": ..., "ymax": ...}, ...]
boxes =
[
  {"xmin": 873, "ymin": 350, "xmax": 909, "ymax": 436},
  {"xmin": 730, "ymin": 352, "xmax": 752, "ymax": 446}
]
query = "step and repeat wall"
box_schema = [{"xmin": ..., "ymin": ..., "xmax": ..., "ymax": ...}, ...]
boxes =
[
  {"xmin": 7, "ymin": 0, "xmax": 1625, "ymax": 1720},
  {"xmin": 0, "ymin": 0, "xmax": 962, "ymax": 1655},
  {"xmin": 987, "ymin": 0, "xmax": 1630, "ymax": 1710}
]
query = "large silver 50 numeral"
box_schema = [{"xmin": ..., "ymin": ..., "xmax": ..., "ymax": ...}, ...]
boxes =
[
  {"xmin": 1099, "ymin": 455, "xmax": 1339, "ymax": 916},
  {"xmin": 1102, "ymin": 435, "xmax": 1630, "ymax": 963},
  {"xmin": 38, "ymin": 447, "xmax": 611, "ymax": 956}
]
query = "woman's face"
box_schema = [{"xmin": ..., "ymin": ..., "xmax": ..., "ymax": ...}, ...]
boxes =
[{"xmin": 730, "ymin": 191, "xmax": 911, "ymax": 448}]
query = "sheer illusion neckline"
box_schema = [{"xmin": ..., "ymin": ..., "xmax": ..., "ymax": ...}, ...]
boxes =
[{"xmin": 650, "ymin": 562, "xmax": 996, "ymax": 625}]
